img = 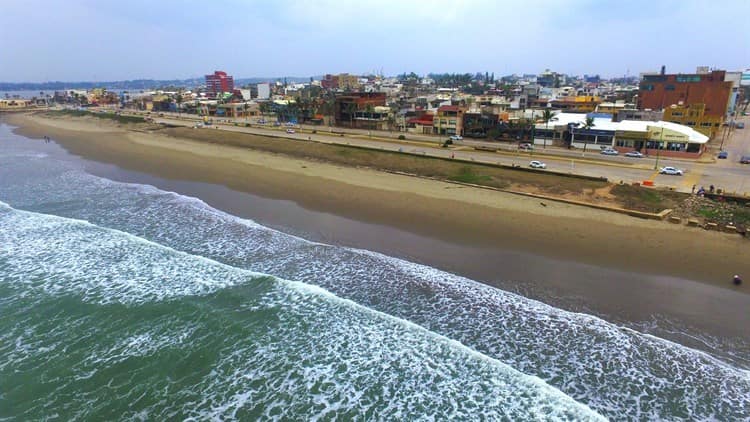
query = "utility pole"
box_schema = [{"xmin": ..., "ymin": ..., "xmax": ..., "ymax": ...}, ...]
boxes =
[{"xmin": 654, "ymin": 126, "xmax": 664, "ymax": 170}]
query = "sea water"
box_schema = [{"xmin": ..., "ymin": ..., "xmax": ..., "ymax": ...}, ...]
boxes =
[{"xmin": 0, "ymin": 124, "xmax": 748, "ymax": 420}]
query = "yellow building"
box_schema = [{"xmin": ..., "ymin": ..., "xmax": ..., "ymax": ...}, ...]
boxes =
[
  {"xmin": 550, "ymin": 95, "xmax": 601, "ymax": 113},
  {"xmin": 433, "ymin": 105, "xmax": 466, "ymax": 136},
  {"xmin": 0, "ymin": 99, "xmax": 33, "ymax": 109},
  {"xmin": 662, "ymin": 103, "xmax": 721, "ymax": 139},
  {"xmin": 337, "ymin": 74, "xmax": 360, "ymax": 91}
]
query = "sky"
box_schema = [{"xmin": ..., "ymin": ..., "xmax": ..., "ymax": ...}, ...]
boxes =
[{"xmin": 1, "ymin": 0, "xmax": 748, "ymax": 82}]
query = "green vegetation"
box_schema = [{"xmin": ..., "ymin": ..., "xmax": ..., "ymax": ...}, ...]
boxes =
[
  {"xmin": 610, "ymin": 184, "xmax": 688, "ymax": 213},
  {"xmin": 49, "ymin": 109, "xmax": 145, "ymax": 124},
  {"xmin": 448, "ymin": 166, "xmax": 491, "ymax": 184}
]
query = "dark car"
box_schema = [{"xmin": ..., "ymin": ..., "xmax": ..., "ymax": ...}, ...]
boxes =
[
  {"xmin": 740, "ymin": 156, "xmax": 750, "ymax": 164},
  {"xmin": 718, "ymin": 151, "xmax": 728, "ymax": 159}
]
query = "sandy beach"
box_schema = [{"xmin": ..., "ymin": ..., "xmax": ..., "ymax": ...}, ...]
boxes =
[{"xmin": 4, "ymin": 112, "xmax": 749, "ymax": 346}]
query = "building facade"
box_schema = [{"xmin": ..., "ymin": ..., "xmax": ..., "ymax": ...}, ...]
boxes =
[
  {"xmin": 205, "ymin": 71, "xmax": 234, "ymax": 97},
  {"xmin": 433, "ymin": 105, "xmax": 466, "ymax": 136},
  {"xmin": 334, "ymin": 92, "xmax": 386, "ymax": 127},
  {"xmin": 637, "ymin": 70, "xmax": 732, "ymax": 119},
  {"xmin": 662, "ymin": 103, "xmax": 721, "ymax": 139}
]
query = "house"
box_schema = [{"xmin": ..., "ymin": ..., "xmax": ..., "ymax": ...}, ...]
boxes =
[{"xmin": 433, "ymin": 105, "xmax": 466, "ymax": 136}]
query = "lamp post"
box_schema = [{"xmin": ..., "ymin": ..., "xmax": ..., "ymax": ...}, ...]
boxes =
[{"xmin": 653, "ymin": 126, "xmax": 664, "ymax": 170}]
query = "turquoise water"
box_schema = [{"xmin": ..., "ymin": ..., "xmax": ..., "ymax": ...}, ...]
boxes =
[{"xmin": 1, "ymin": 125, "xmax": 749, "ymax": 420}]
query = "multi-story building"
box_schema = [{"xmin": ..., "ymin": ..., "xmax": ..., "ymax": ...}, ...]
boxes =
[
  {"xmin": 322, "ymin": 73, "xmax": 361, "ymax": 91},
  {"xmin": 637, "ymin": 69, "xmax": 732, "ymax": 119},
  {"xmin": 662, "ymin": 103, "xmax": 722, "ymax": 139},
  {"xmin": 334, "ymin": 92, "xmax": 386, "ymax": 127},
  {"xmin": 205, "ymin": 71, "xmax": 234, "ymax": 97},
  {"xmin": 433, "ymin": 105, "xmax": 466, "ymax": 136}
]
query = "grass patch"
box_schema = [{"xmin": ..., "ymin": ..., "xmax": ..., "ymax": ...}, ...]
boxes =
[
  {"xmin": 448, "ymin": 166, "xmax": 491, "ymax": 184},
  {"xmin": 610, "ymin": 184, "xmax": 688, "ymax": 213},
  {"xmin": 49, "ymin": 109, "xmax": 145, "ymax": 124}
]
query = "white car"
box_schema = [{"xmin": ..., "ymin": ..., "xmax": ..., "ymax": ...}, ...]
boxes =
[
  {"xmin": 529, "ymin": 160, "xmax": 547, "ymax": 169},
  {"xmin": 286, "ymin": 128, "xmax": 295, "ymax": 134},
  {"xmin": 600, "ymin": 148, "xmax": 619, "ymax": 155},
  {"xmin": 625, "ymin": 151, "xmax": 644, "ymax": 158},
  {"xmin": 449, "ymin": 135, "xmax": 463, "ymax": 141},
  {"xmin": 659, "ymin": 166, "xmax": 683, "ymax": 175}
]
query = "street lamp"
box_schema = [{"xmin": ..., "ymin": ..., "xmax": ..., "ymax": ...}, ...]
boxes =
[{"xmin": 653, "ymin": 126, "xmax": 664, "ymax": 170}]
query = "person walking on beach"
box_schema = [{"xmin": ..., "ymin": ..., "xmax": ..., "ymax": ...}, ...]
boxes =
[{"xmin": 692, "ymin": 184, "xmax": 696, "ymax": 194}]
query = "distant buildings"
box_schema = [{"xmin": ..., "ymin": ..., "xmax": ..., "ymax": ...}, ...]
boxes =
[
  {"xmin": 205, "ymin": 71, "xmax": 234, "ymax": 97},
  {"xmin": 322, "ymin": 74, "xmax": 361, "ymax": 91}
]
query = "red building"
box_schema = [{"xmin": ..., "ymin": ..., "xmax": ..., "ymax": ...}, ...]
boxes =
[
  {"xmin": 334, "ymin": 93, "xmax": 386, "ymax": 127},
  {"xmin": 205, "ymin": 71, "xmax": 234, "ymax": 97},
  {"xmin": 637, "ymin": 70, "xmax": 732, "ymax": 118}
]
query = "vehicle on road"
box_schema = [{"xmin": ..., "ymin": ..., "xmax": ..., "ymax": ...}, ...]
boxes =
[
  {"xmin": 625, "ymin": 151, "xmax": 644, "ymax": 158},
  {"xmin": 286, "ymin": 128, "xmax": 295, "ymax": 134},
  {"xmin": 736, "ymin": 122, "xmax": 745, "ymax": 129},
  {"xmin": 600, "ymin": 148, "xmax": 619, "ymax": 155},
  {"xmin": 659, "ymin": 166, "xmax": 684, "ymax": 175},
  {"xmin": 718, "ymin": 151, "xmax": 728, "ymax": 159},
  {"xmin": 529, "ymin": 160, "xmax": 547, "ymax": 169},
  {"xmin": 449, "ymin": 135, "xmax": 463, "ymax": 141},
  {"xmin": 740, "ymin": 156, "xmax": 750, "ymax": 164},
  {"xmin": 519, "ymin": 143, "xmax": 534, "ymax": 150},
  {"xmin": 258, "ymin": 119, "xmax": 266, "ymax": 124}
]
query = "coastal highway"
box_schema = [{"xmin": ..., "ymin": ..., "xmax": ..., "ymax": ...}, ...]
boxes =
[{"xmin": 130, "ymin": 111, "xmax": 749, "ymax": 195}]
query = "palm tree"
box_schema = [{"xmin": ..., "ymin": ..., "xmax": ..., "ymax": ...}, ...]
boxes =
[
  {"xmin": 581, "ymin": 116, "xmax": 595, "ymax": 155},
  {"xmin": 175, "ymin": 93, "xmax": 183, "ymax": 117},
  {"xmin": 542, "ymin": 108, "xmax": 554, "ymax": 149}
]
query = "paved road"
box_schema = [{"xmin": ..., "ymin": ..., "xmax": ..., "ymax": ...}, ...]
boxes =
[{"xmin": 119, "ymin": 109, "xmax": 750, "ymax": 195}]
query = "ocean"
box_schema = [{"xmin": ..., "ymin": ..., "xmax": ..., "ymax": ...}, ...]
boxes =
[{"xmin": 1, "ymin": 123, "xmax": 749, "ymax": 420}]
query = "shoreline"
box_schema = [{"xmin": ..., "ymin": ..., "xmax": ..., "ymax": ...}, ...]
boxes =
[{"xmin": 3, "ymin": 112, "xmax": 749, "ymax": 346}]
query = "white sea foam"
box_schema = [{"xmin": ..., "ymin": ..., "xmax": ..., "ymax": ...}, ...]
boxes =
[{"xmin": 0, "ymin": 201, "xmax": 604, "ymax": 420}]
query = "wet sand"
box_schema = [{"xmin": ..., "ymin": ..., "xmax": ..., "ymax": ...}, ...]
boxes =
[{"xmin": 4, "ymin": 112, "xmax": 749, "ymax": 352}]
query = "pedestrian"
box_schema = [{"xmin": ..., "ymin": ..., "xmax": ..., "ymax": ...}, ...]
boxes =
[
  {"xmin": 709, "ymin": 185, "xmax": 715, "ymax": 194},
  {"xmin": 733, "ymin": 275, "xmax": 742, "ymax": 286},
  {"xmin": 691, "ymin": 184, "xmax": 696, "ymax": 194},
  {"xmin": 451, "ymin": 153, "xmax": 455, "ymax": 159}
]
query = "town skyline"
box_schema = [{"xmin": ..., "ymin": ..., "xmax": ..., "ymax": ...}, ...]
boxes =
[{"xmin": 1, "ymin": 0, "xmax": 748, "ymax": 83}]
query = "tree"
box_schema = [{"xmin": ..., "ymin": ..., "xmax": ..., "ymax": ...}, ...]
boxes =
[
  {"xmin": 581, "ymin": 116, "xmax": 595, "ymax": 155},
  {"xmin": 243, "ymin": 102, "xmax": 249, "ymax": 122},
  {"xmin": 542, "ymin": 108, "xmax": 554, "ymax": 149},
  {"xmin": 175, "ymin": 93, "xmax": 183, "ymax": 116}
]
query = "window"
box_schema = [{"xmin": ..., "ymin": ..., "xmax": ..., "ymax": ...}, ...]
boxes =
[
  {"xmin": 640, "ymin": 84, "xmax": 654, "ymax": 91},
  {"xmin": 449, "ymin": 119, "xmax": 456, "ymax": 125},
  {"xmin": 665, "ymin": 85, "xmax": 675, "ymax": 91},
  {"xmin": 671, "ymin": 112, "xmax": 683, "ymax": 117},
  {"xmin": 685, "ymin": 121, "xmax": 696, "ymax": 126},
  {"xmin": 700, "ymin": 122, "xmax": 713, "ymax": 127}
]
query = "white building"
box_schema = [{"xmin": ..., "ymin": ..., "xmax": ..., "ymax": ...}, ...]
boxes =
[{"xmin": 257, "ymin": 83, "xmax": 271, "ymax": 100}]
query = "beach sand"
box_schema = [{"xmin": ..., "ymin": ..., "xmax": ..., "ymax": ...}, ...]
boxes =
[{"xmin": 4, "ymin": 112, "xmax": 749, "ymax": 348}]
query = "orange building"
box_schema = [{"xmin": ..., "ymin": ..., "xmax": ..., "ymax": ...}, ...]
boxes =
[{"xmin": 638, "ymin": 70, "xmax": 731, "ymax": 118}]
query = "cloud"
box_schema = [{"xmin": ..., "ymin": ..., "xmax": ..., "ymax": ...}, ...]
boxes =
[{"xmin": 0, "ymin": 0, "xmax": 747, "ymax": 82}]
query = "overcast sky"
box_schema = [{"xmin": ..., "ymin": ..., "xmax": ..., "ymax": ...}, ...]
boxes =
[{"xmin": 1, "ymin": 0, "xmax": 748, "ymax": 82}]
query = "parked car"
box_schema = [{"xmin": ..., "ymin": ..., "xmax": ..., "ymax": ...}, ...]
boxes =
[
  {"xmin": 659, "ymin": 166, "xmax": 684, "ymax": 175},
  {"xmin": 740, "ymin": 156, "xmax": 750, "ymax": 164},
  {"xmin": 736, "ymin": 122, "xmax": 745, "ymax": 129},
  {"xmin": 625, "ymin": 151, "xmax": 644, "ymax": 158},
  {"xmin": 717, "ymin": 151, "xmax": 728, "ymax": 159},
  {"xmin": 600, "ymin": 148, "xmax": 619, "ymax": 155},
  {"xmin": 529, "ymin": 160, "xmax": 547, "ymax": 169},
  {"xmin": 285, "ymin": 122, "xmax": 296, "ymax": 127},
  {"xmin": 449, "ymin": 135, "xmax": 463, "ymax": 141},
  {"xmin": 286, "ymin": 128, "xmax": 295, "ymax": 134},
  {"xmin": 519, "ymin": 143, "xmax": 534, "ymax": 150}
]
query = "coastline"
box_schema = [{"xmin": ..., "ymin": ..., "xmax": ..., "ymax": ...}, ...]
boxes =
[{"xmin": 3, "ymin": 112, "xmax": 749, "ymax": 346}]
